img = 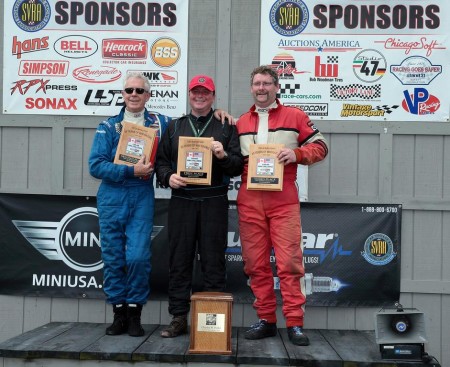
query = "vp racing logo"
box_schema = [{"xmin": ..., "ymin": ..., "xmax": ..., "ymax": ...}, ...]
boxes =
[{"xmin": 13, "ymin": 207, "xmax": 164, "ymax": 272}]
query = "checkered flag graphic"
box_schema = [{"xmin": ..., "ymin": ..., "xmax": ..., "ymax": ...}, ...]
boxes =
[
  {"xmin": 327, "ymin": 56, "xmax": 338, "ymax": 63},
  {"xmin": 374, "ymin": 105, "xmax": 399, "ymax": 114},
  {"xmin": 330, "ymin": 84, "xmax": 381, "ymax": 100},
  {"xmin": 278, "ymin": 83, "xmax": 301, "ymax": 96}
]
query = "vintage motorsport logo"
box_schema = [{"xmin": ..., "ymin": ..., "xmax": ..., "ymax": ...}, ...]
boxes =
[
  {"xmin": 13, "ymin": 207, "xmax": 164, "ymax": 272},
  {"xmin": 13, "ymin": 0, "xmax": 51, "ymax": 32},
  {"xmin": 361, "ymin": 233, "xmax": 396, "ymax": 266},
  {"xmin": 269, "ymin": 0, "xmax": 309, "ymax": 37}
]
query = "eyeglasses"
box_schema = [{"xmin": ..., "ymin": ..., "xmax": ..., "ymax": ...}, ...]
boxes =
[
  {"xmin": 124, "ymin": 87, "xmax": 148, "ymax": 95},
  {"xmin": 252, "ymin": 81, "xmax": 274, "ymax": 87}
]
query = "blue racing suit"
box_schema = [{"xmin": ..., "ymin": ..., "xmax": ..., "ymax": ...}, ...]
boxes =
[{"xmin": 89, "ymin": 107, "xmax": 170, "ymax": 305}]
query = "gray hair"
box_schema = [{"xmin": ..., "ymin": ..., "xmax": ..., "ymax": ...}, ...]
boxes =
[
  {"xmin": 250, "ymin": 65, "xmax": 279, "ymax": 86},
  {"xmin": 123, "ymin": 71, "xmax": 150, "ymax": 91}
]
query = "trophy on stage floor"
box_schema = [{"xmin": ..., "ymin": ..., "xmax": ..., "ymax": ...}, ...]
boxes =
[
  {"xmin": 247, "ymin": 143, "xmax": 284, "ymax": 191},
  {"xmin": 177, "ymin": 136, "xmax": 213, "ymax": 185},
  {"xmin": 114, "ymin": 122, "xmax": 157, "ymax": 166}
]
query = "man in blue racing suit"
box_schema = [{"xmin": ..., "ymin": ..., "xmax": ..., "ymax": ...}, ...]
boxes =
[{"xmin": 89, "ymin": 72, "xmax": 232, "ymax": 337}]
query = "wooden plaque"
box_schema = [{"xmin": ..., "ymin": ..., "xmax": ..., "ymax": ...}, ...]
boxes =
[
  {"xmin": 247, "ymin": 143, "xmax": 284, "ymax": 191},
  {"xmin": 114, "ymin": 121, "xmax": 157, "ymax": 166},
  {"xmin": 189, "ymin": 292, "xmax": 233, "ymax": 355},
  {"xmin": 177, "ymin": 136, "xmax": 213, "ymax": 185}
]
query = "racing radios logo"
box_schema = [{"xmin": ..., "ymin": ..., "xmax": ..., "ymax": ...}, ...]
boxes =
[
  {"xmin": 361, "ymin": 233, "xmax": 396, "ymax": 266},
  {"xmin": 13, "ymin": 0, "xmax": 51, "ymax": 32},
  {"xmin": 269, "ymin": 0, "xmax": 309, "ymax": 36},
  {"xmin": 13, "ymin": 207, "xmax": 163, "ymax": 272}
]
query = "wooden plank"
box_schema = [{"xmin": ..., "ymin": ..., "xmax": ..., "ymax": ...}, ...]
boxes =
[
  {"xmin": 185, "ymin": 327, "xmax": 238, "ymax": 364},
  {"xmin": 132, "ymin": 325, "xmax": 189, "ymax": 362},
  {"xmin": 0, "ymin": 322, "xmax": 76, "ymax": 358},
  {"xmin": 29, "ymin": 322, "xmax": 105, "ymax": 359},
  {"xmin": 236, "ymin": 327, "xmax": 289, "ymax": 365},
  {"xmin": 80, "ymin": 324, "xmax": 158, "ymax": 361},
  {"xmin": 280, "ymin": 329, "xmax": 342, "ymax": 367},
  {"xmin": 322, "ymin": 330, "xmax": 384, "ymax": 363}
]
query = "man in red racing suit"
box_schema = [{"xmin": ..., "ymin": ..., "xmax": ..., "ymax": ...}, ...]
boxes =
[{"xmin": 236, "ymin": 65, "xmax": 328, "ymax": 346}]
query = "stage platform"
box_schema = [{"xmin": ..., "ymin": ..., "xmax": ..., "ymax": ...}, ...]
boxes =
[{"xmin": 0, "ymin": 322, "xmax": 439, "ymax": 366}]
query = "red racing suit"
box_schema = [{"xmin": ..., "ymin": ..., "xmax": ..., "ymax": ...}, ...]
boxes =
[{"xmin": 236, "ymin": 99, "xmax": 328, "ymax": 327}]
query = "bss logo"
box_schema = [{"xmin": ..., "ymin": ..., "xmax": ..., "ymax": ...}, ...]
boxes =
[{"xmin": 151, "ymin": 37, "xmax": 180, "ymax": 68}]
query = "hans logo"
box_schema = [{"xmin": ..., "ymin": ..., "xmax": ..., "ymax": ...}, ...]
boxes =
[{"xmin": 13, "ymin": 207, "xmax": 164, "ymax": 272}]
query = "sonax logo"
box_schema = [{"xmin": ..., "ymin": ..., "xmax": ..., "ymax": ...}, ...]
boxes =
[{"xmin": 103, "ymin": 39, "xmax": 147, "ymax": 59}]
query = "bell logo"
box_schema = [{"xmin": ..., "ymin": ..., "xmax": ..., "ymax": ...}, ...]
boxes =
[{"xmin": 151, "ymin": 37, "xmax": 181, "ymax": 68}]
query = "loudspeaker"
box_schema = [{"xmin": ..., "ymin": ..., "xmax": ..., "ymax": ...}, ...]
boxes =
[{"xmin": 374, "ymin": 308, "xmax": 428, "ymax": 345}]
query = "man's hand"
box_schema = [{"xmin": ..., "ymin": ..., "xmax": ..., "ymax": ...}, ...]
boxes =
[
  {"xmin": 133, "ymin": 155, "xmax": 153, "ymax": 177},
  {"xmin": 169, "ymin": 173, "xmax": 187, "ymax": 189},
  {"xmin": 277, "ymin": 148, "xmax": 296, "ymax": 165},
  {"xmin": 211, "ymin": 140, "xmax": 227, "ymax": 159},
  {"xmin": 214, "ymin": 109, "xmax": 236, "ymax": 125}
]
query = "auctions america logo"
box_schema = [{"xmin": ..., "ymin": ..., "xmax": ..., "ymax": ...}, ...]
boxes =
[{"xmin": 13, "ymin": 207, "xmax": 164, "ymax": 273}]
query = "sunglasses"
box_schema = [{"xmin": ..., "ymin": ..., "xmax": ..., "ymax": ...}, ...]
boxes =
[{"xmin": 124, "ymin": 87, "xmax": 148, "ymax": 95}]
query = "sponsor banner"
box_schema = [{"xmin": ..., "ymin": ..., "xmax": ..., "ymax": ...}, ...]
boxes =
[
  {"xmin": 261, "ymin": 0, "xmax": 450, "ymax": 121},
  {"xmin": 3, "ymin": 0, "xmax": 188, "ymax": 117},
  {"xmin": 0, "ymin": 194, "xmax": 400, "ymax": 306}
]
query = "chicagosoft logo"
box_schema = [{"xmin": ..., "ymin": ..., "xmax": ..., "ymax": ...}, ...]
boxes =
[
  {"xmin": 361, "ymin": 233, "xmax": 396, "ymax": 266},
  {"xmin": 13, "ymin": 0, "xmax": 51, "ymax": 32},
  {"xmin": 269, "ymin": 0, "xmax": 309, "ymax": 37},
  {"xmin": 150, "ymin": 38, "xmax": 180, "ymax": 67},
  {"xmin": 73, "ymin": 66, "xmax": 122, "ymax": 83}
]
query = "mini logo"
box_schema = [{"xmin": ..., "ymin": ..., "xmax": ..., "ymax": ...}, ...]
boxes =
[
  {"xmin": 361, "ymin": 233, "xmax": 396, "ymax": 266},
  {"xmin": 353, "ymin": 49, "xmax": 386, "ymax": 83},
  {"xmin": 54, "ymin": 35, "xmax": 98, "ymax": 59},
  {"xmin": 19, "ymin": 60, "xmax": 69, "ymax": 76},
  {"xmin": 150, "ymin": 37, "xmax": 181, "ymax": 67},
  {"xmin": 103, "ymin": 39, "xmax": 147, "ymax": 59},
  {"xmin": 390, "ymin": 56, "xmax": 442, "ymax": 85},
  {"xmin": 269, "ymin": 0, "xmax": 309, "ymax": 37},
  {"xmin": 13, "ymin": 207, "xmax": 164, "ymax": 272},
  {"xmin": 73, "ymin": 66, "xmax": 122, "ymax": 83},
  {"xmin": 402, "ymin": 88, "xmax": 440, "ymax": 115},
  {"xmin": 13, "ymin": 0, "xmax": 51, "ymax": 32}
]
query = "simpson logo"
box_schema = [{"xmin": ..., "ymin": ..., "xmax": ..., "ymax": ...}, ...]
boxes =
[
  {"xmin": 19, "ymin": 60, "xmax": 69, "ymax": 76},
  {"xmin": 129, "ymin": 70, "xmax": 178, "ymax": 84},
  {"xmin": 73, "ymin": 66, "xmax": 122, "ymax": 83},
  {"xmin": 103, "ymin": 39, "xmax": 147, "ymax": 59},
  {"xmin": 54, "ymin": 35, "xmax": 98, "ymax": 59},
  {"xmin": 269, "ymin": 0, "xmax": 309, "ymax": 37},
  {"xmin": 12, "ymin": 36, "xmax": 49, "ymax": 59},
  {"xmin": 150, "ymin": 38, "xmax": 180, "ymax": 68},
  {"xmin": 13, "ymin": 207, "xmax": 164, "ymax": 273},
  {"xmin": 13, "ymin": 0, "xmax": 51, "ymax": 32}
]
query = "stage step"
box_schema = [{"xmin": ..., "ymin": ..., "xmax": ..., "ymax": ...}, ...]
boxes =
[{"xmin": 0, "ymin": 322, "xmax": 436, "ymax": 366}]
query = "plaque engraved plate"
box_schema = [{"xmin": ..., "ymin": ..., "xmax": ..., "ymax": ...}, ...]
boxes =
[
  {"xmin": 177, "ymin": 136, "xmax": 213, "ymax": 185},
  {"xmin": 247, "ymin": 143, "xmax": 284, "ymax": 191}
]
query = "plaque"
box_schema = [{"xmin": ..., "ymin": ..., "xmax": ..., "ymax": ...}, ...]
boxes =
[
  {"xmin": 189, "ymin": 292, "xmax": 233, "ymax": 355},
  {"xmin": 114, "ymin": 121, "xmax": 157, "ymax": 166},
  {"xmin": 247, "ymin": 143, "xmax": 284, "ymax": 191},
  {"xmin": 177, "ymin": 136, "xmax": 213, "ymax": 185}
]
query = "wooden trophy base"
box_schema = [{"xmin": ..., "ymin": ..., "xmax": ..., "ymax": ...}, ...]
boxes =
[{"xmin": 188, "ymin": 292, "xmax": 233, "ymax": 355}]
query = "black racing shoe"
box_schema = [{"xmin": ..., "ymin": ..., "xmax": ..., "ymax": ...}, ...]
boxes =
[
  {"xmin": 244, "ymin": 320, "xmax": 277, "ymax": 340},
  {"xmin": 287, "ymin": 326, "xmax": 310, "ymax": 346},
  {"xmin": 127, "ymin": 304, "xmax": 145, "ymax": 337},
  {"xmin": 106, "ymin": 304, "xmax": 128, "ymax": 335}
]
